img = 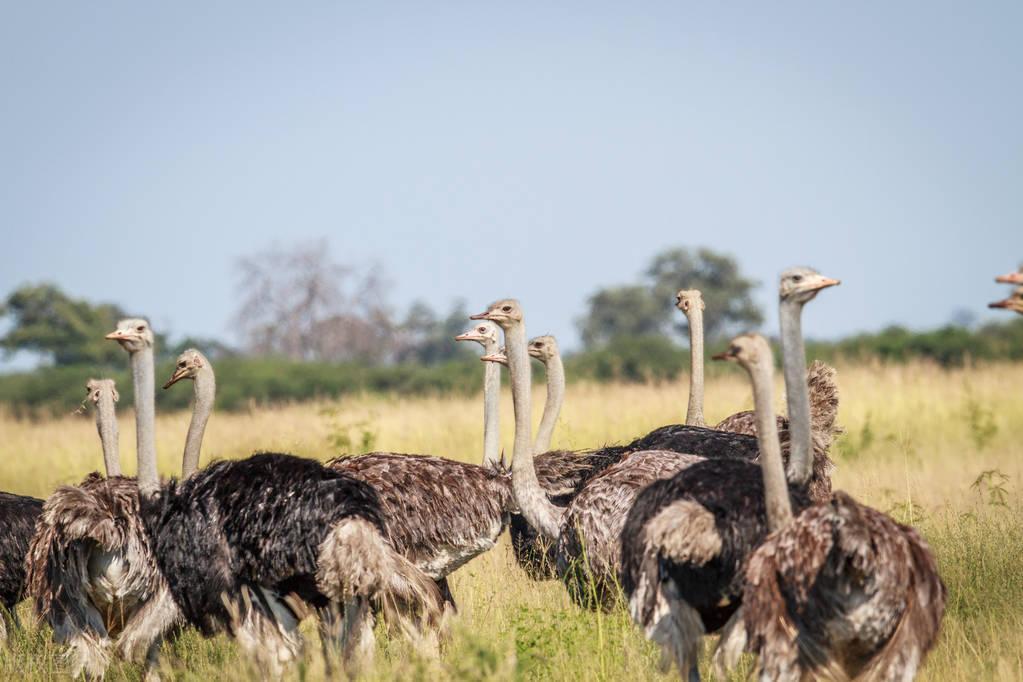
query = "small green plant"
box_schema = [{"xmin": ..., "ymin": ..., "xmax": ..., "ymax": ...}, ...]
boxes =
[
  {"xmin": 971, "ymin": 469, "xmax": 1011, "ymax": 508},
  {"xmin": 887, "ymin": 499, "xmax": 928, "ymax": 525},
  {"xmin": 964, "ymin": 388, "xmax": 998, "ymax": 450},
  {"xmin": 320, "ymin": 405, "xmax": 378, "ymax": 454}
]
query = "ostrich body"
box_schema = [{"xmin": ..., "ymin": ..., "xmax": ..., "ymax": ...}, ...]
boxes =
[
  {"xmin": 740, "ymin": 490, "xmax": 946, "ymax": 681},
  {"xmin": 27, "ymin": 321, "xmax": 179, "ymax": 678},
  {"xmin": 474, "ymin": 299, "xmax": 704, "ymax": 609},
  {"xmin": 989, "ymin": 286, "xmax": 1023, "ymax": 314},
  {"xmin": 620, "ymin": 268, "xmax": 839, "ymax": 679},
  {"xmin": 154, "ymin": 351, "xmax": 445, "ymax": 671}
]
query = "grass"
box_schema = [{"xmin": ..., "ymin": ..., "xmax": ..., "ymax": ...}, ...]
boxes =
[{"xmin": 1, "ymin": 360, "xmax": 1021, "ymax": 680}]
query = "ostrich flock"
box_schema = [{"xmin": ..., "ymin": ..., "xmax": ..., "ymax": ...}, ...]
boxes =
[{"xmin": 0, "ymin": 266, "xmax": 1017, "ymax": 680}]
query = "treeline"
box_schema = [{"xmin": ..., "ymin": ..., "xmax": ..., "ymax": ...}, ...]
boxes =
[{"xmin": 2, "ymin": 319, "xmax": 1021, "ymax": 417}]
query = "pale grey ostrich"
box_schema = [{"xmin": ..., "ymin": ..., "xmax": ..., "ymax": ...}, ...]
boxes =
[
  {"xmin": 162, "ymin": 348, "xmax": 215, "ymax": 477},
  {"xmin": 474, "ymin": 299, "xmax": 703, "ymax": 608},
  {"xmin": 989, "ymin": 285, "xmax": 1023, "ymax": 314},
  {"xmin": 527, "ymin": 334, "xmax": 564, "ymax": 453},
  {"xmin": 454, "ymin": 320, "xmax": 502, "ymax": 468},
  {"xmin": 619, "ymin": 267, "xmax": 840, "ymax": 680},
  {"xmin": 675, "ymin": 289, "xmax": 707, "ymax": 427},
  {"xmin": 28, "ymin": 320, "xmax": 179, "ymax": 678}
]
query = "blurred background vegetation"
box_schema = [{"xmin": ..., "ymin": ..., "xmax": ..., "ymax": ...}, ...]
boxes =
[{"xmin": 2, "ymin": 242, "xmax": 1020, "ymax": 416}]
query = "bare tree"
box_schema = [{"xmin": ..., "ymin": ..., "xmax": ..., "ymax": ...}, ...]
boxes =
[{"xmin": 234, "ymin": 240, "xmax": 394, "ymax": 362}]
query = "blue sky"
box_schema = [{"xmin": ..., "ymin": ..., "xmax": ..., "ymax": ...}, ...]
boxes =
[{"xmin": 1, "ymin": 2, "xmax": 1020, "ymax": 367}]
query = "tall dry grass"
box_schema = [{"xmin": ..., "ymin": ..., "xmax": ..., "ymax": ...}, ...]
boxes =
[{"xmin": 1, "ymin": 360, "xmax": 1020, "ymax": 680}]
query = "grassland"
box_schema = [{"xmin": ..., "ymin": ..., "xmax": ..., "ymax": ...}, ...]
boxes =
[{"xmin": 1, "ymin": 360, "xmax": 1021, "ymax": 680}]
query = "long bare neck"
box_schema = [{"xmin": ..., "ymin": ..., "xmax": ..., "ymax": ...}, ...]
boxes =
[
  {"xmin": 685, "ymin": 307, "xmax": 706, "ymax": 427},
  {"xmin": 749, "ymin": 357, "xmax": 793, "ymax": 531},
  {"xmin": 482, "ymin": 338, "xmax": 501, "ymax": 468},
  {"xmin": 533, "ymin": 352, "xmax": 564, "ymax": 453},
  {"xmin": 132, "ymin": 346, "xmax": 159, "ymax": 494},
  {"xmin": 182, "ymin": 365, "xmax": 215, "ymax": 478},
  {"xmin": 95, "ymin": 393, "xmax": 120, "ymax": 477},
  {"xmin": 780, "ymin": 299, "xmax": 812, "ymax": 485},
  {"xmin": 507, "ymin": 321, "xmax": 563, "ymax": 540}
]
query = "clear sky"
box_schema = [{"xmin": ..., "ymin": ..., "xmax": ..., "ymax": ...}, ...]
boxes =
[{"xmin": 2, "ymin": 2, "xmax": 1020, "ymax": 366}]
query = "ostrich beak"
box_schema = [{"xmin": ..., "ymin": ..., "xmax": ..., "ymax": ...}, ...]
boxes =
[
  {"xmin": 469, "ymin": 311, "xmax": 491, "ymax": 320},
  {"xmin": 454, "ymin": 332, "xmax": 478, "ymax": 342},
  {"xmin": 105, "ymin": 330, "xmax": 132, "ymax": 341},
  {"xmin": 711, "ymin": 351, "xmax": 732, "ymax": 361},
  {"xmin": 995, "ymin": 272, "xmax": 1023, "ymax": 284},
  {"xmin": 809, "ymin": 277, "xmax": 841, "ymax": 292},
  {"xmin": 480, "ymin": 353, "xmax": 508, "ymax": 366},
  {"xmin": 163, "ymin": 367, "xmax": 189, "ymax": 389},
  {"xmin": 988, "ymin": 299, "xmax": 1011, "ymax": 309}
]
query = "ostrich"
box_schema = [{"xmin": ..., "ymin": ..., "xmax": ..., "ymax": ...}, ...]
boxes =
[
  {"xmin": 621, "ymin": 334, "xmax": 813, "ymax": 680},
  {"xmin": 27, "ymin": 320, "xmax": 179, "ymax": 678},
  {"xmin": 474, "ymin": 299, "xmax": 704, "ymax": 608},
  {"xmin": 87, "ymin": 378, "xmax": 121, "ymax": 476},
  {"xmin": 99, "ymin": 338, "xmax": 442, "ymax": 674},
  {"xmin": 0, "ymin": 495, "xmax": 43, "ymax": 643},
  {"xmin": 162, "ymin": 348, "xmax": 215, "ymax": 477},
  {"xmin": 619, "ymin": 267, "xmax": 840, "ymax": 679},
  {"xmin": 454, "ymin": 320, "xmax": 503, "ymax": 468},
  {"xmin": 675, "ymin": 289, "xmax": 707, "ymax": 427},
  {"xmin": 527, "ymin": 335, "xmax": 564, "ymax": 454},
  {"xmin": 989, "ymin": 286, "xmax": 1023, "ymax": 314}
]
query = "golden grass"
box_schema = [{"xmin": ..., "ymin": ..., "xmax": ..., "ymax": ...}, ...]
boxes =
[{"xmin": 1, "ymin": 360, "xmax": 1021, "ymax": 680}]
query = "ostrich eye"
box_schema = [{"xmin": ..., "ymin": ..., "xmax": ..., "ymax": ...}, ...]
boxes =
[
  {"xmin": 178, "ymin": 361, "xmax": 186, "ymax": 368},
  {"xmin": 501, "ymin": 305, "xmax": 511, "ymax": 312},
  {"xmin": 792, "ymin": 275, "xmax": 803, "ymax": 283},
  {"xmin": 478, "ymin": 327, "xmax": 486, "ymax": 333},
  {"xmin": 136, "ymin": 325, "xmax": 145, "ymax": 332}
]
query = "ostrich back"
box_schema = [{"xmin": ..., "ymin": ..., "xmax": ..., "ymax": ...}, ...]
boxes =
[
  {"xmin": 141, "ymin": 453, "xmax": 387, "ymax": 634},
  {"xmin": 0, "ymin": 491, "xmax": 42, "ymax": 609},
  {"xmin": 556, "ymin": 450, "xmax": 703, "ymax": 609},
  {"xmin": 743, "ymin": 491, "xmax": 946, "ymax": 681},
  {"xmin": 327, "ymin": 452, "xmax": 512, "ymax": 579},
  {"xmin": 621, "ymin": 458, "xmax": 812, "ymax": 634}
]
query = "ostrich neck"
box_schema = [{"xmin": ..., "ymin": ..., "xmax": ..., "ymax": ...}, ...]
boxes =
[
  {"xmin": 132, "ymin": 346, "xmax": 159, "ymax": 494},
  {"xmin": 482, "ymin": 339, "xmax": 501, "ymax": 468},
  {"xmin": 685, "ymin": 308, "xmax": 706, "ymax": 427},
  {"xmin": 95, "ymin": 393, "xmax": 120, "ymax": 477},
  {"xmin": 780, "ymin": 299, "xmax": 812, "ymax": 485},
  {"xmin": 506, "ymin": 321, "xmax": 563, "ymax": 540},
  {"xmin": 750, "ymin": 358, "xmax": 793, "ymax": 531},
  {"xmin": 533, "ymin": 352, "xmax": 564, "ymax": 453},
  {"xmin": 182, "ymin": 365, "xmax": 215, "ymax": 478}
]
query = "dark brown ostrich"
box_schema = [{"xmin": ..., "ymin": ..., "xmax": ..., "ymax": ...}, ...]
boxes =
[{"xmin": 0, "ymin": 491, "xmax": 42, "ymax": 644}]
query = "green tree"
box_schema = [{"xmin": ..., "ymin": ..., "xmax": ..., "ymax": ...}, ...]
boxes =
[
  {"xmin": 577, "ymin": 285, "xmax": 666, "ymax": 348},
  {"xmin": 646, "ymin": 247, "xmax": 763, "ymax": 341},
  {"xmin": 0, "ymin": 283, "xmax": 130, "ymax": 366}
]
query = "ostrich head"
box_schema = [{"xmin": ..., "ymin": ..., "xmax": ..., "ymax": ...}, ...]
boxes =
[
  {"xmin": 86, "ymin": 378, "xmax": 119, "ymax": 405},
  {"xmin": 779, "ymin": 267, "xmax": 840, "ymax": 304},
  {"xmin": 470, "ymin": 299, "xmax": 523, "ymax": 329},
  {"xmin": 995, "ymin": 270, "xmax": 1023, "ymax": 285},
  {"xmin": 989, "ymin": 286, "xmax": 1023, "ymax": 315},
  {"xmin": 163, "ymin": 349, "xmax": 209, "ymax": 389},
  {"xmin": 454, "ymin": 320, "xmax": 501, "ymax": 348},
  {"xmin": 712, "ymin": 333, "xmax": 771, "ymax": 371},
  {"xmin": 674, "ymin": 289, "xmax": 705, "ymax": 316},
  {"xmin": 480, "ymin": 348, "xmax": 509, "ymax": 366},
  {"xmin": 528, "ymin": 335, "xmax": 559, "ymax": 363},
  {"xmin": 105, "ymin": 318, "xmax": 154, "ymax": 353}
]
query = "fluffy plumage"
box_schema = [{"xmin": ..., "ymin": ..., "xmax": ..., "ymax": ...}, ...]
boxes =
[
  {"xmin": 620, "ymin": 459, "xmax": 813, "ymax": 675},
  {"xmin": 742, "ymin": 491, "xmax": 946, "ymax": 681},
  {"xmin": 26, "ymin": 473, "xmax": 177, "ymax": 677},
  {"xmin": 0, "ymin": 491, "xmax": 43, "ymax": 640},
  {"xmin": 139, "ymin": 453, "xmax": 444, "ymax": 670}
]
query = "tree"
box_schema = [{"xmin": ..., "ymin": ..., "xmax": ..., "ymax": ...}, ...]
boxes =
[
  {"xmin": 0, "ymin": 283, "xmax": 131, "ymax": 366},
  {"xmin": 233, "ymin": 239, "xmax": 395, "ymax": 363},
  {"xmin": 394, "ymin": 299, "xmax": 474, "ymax": 364},
  {"xmin": 646, "ymin": 247, "xmax": 762, "ymax": 341},
  {"xmin": 577, "ymin": 285, "xmax": 666, "ymax": 348},
  {"xmin": 576, "ymin": 247, "xmax": 763, "ymax": 349}
]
